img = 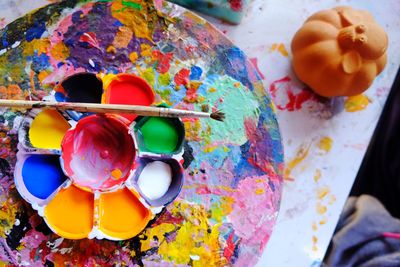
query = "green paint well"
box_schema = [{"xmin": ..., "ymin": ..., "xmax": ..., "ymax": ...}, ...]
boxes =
[{"xmin": 139, "ymin": 117, "xmax": 180, "ymax": 153}]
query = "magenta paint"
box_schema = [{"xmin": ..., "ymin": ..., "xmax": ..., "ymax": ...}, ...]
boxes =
[{"xmin": 61, "ymin": 114, "xmax": 136, "ymax": 191}]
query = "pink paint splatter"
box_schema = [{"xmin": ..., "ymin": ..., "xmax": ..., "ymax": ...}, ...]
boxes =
[
  {"xmin": 0, "ymin": 18, "xmax": 6, "ymax": 29},
  {"xmin": 153, "ymin": 50, "xmax": 173, "ymax": 74},
  {"xmin": 269, "ymin": 76, "xmax": 317, "ymax": 111},
  {"xmin": 228, "ymin": 175, "xmax": 280, "ymax": 250},
  {"xmin": 79, "ymin": 32, "xmax": 101, "ymax": 49},
  {"xmin": 249, "ymin": 58, "xmax": 265, "ymax": 80}
]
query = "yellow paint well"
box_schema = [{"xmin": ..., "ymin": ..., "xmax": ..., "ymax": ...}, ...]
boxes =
[
  {"xmin": 345, "ymin": 94, "xmax": 370, "ymax": 112},
  {"xmin": 98, "ymin": 188, "xmax": 151, "ymax": 240},
  {"xmin": 29, "ymin": 109, "xmax": 70, "ymax": 150},
  {"xmin": 44, "ymin": 185, "xmax": 94, "ymax": 239}
]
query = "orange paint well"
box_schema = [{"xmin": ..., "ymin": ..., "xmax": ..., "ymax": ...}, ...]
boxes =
[
  {"xmin": 98, "ymin": 188, "xmax": 151, "ymax": 240},
  {"xmin": 44, "ymin": 185, "xmax": 94, "ymax": 239}
]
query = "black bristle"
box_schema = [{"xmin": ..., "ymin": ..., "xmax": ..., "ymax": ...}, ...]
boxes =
[{"xmin": 210, "ymin": 110, "xmax": 225, "ymax": 122}]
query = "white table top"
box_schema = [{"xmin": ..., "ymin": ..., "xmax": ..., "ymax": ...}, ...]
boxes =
[
  {"xmin": 2, "ymin": 1, "xmax": 400, "ymax": 266},
  {"xmin": 207, "ymin": 1, "xmax": 400, "ymax": 266}
]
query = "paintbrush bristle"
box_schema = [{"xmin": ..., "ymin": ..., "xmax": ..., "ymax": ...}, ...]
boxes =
[{"xmin": 210, "ymin": 110, "xmax": 225, "ymax": 122}]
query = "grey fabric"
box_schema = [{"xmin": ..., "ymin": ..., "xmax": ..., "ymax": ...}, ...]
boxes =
[{"xmin": 324, "ymin": 195, "xmax": 400, "ymax": 267}]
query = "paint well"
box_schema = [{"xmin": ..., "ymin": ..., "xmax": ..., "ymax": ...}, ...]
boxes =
[
  {"xmin": 104, "ymin": 74, "xmax": 155, "ymax": 122},
  {"xmin": 29, "ymin": 109, "xmax": 71, "ymax": 150},
  {"xmin": 98, "ymin": 188, "xmax": 151, "ymax": 240},
  {"xmin": 21, "ymin": 155, "xmax": 66, "ymax": 200},
  {"xmin": 44, "ymin": 185, "xmax": 94, "ymax": 239},
  {"xmin": 138, "ymin": 161, "xmax": 172, "ymax": 200},
  {"xmin": 55, "ymin": 72, "xmax": 103, "ymax": 103},
  {"xmin": 137, "ymin": 117, "xmax": 181, "ymax": 154},
  {"xmin": 61, "ymin": 114, "xmax": 136, "ymax": 191}
]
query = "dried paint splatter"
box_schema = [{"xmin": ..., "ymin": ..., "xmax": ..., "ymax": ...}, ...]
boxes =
[{"xmin": 0, "ymin": 0, "xmax": 282, "ymax": 266}]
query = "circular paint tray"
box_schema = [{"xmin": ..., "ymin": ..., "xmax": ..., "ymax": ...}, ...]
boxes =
[{"xmin": 14, "ymin": 73, "xmax": 186, "ymax": 240}]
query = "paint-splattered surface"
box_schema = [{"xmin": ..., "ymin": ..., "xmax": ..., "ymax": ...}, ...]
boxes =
[
  {"xmin": 0, "ymin": 0, "xmax": 283, "ymax": 266},
  {"xmin": 207, "ymin": 1, "xmax": 400, "ymax": 266},
  {"xmin": 169, "ymin": 0, "xmax": 248, "ymax": 24}
]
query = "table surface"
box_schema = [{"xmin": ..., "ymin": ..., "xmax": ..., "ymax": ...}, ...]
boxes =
[{"xmin": 1, "ymin": 1, "xmax": 400, "ymax": 266}]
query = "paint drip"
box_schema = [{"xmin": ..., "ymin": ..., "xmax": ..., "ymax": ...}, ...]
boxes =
[{"xmin": 138, "ymin": 161, "xmax": 172, "ymax": 200}]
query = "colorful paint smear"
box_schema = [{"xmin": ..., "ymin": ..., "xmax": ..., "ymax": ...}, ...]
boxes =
[
  {"xmin": 344, "ymin": 94, "xmax": 370, "ymax": 112},
  {"xmin": 0, "ymin": 0, "xmax": 283, "ymax": 266}
]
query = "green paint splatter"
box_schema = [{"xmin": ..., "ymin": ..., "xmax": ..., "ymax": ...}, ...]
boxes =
[
  {"xmin": 158, "ymin": 72, "xmax": 171, "ymax": 86},
  {"xmin": 138, "ymin": 117, "xmax": 180, "ymax": 153},
  {"xmin": 142, "ymin": 68, "xmax": 155, "ymax": 86},
  {"xmin": 198, "ymin": 75, "xmax": 259, "ymax": 145},
  {"xmin": 122, "ymin": 0, "xmax": 142, "ymax": 10}
]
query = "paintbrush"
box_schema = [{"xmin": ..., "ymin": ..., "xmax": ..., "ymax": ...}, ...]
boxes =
[{"xmin": 0, "ymin": 99, "xmax": 225, "ymax": 122}]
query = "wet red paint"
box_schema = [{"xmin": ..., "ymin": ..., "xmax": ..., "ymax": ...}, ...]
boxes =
[
  {"xmin": 174, "ymin": 68, "xmax": 190, "ymax": 87},
  {"xmin": 223, "ymin": 232, "xmax": 236, "ymax": 261},
  {"xmin": 269, "ymin": 76, "xmax": 316, "ymax": 111},
  {"xmin": 79, "ymin": 32, "xmax": 100, "ymax": 49},
  {"xmin": 61, "ymin": 114, "xmax": 136, "ymax": 191},
  {"xmin": 153, "ymin": 50, "xmax": 173, "ymax": 74},
  {"xmin": 104, "ymin": 74, "xmax": 155, "ymax": 122},
  {"xmin": 249, "ymin": 58, "xmax": 265, "ymax": 80}
]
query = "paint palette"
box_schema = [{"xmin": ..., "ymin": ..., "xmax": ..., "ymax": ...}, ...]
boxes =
[
  {"xmin": 14, "ymin": 73, "xmax": 185, "ymax": 240},
  {"xmin": 0, "ymin": 0, "xmax": 283, "ymax": 265}
]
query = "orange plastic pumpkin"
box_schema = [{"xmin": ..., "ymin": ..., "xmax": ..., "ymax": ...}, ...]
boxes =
[{"xmin": 291, "ymin": 6, "xmax": 388, "ymax": 97}]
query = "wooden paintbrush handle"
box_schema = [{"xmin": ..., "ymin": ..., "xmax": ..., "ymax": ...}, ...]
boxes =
[{"xmin": 0, "ymin": 99, "xmax": 210, "ymax": 119}]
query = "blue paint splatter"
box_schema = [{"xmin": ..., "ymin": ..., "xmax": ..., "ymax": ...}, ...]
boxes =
[
  {"xmin": 31, "ymin": 52, "xmax": 51, "ymax": 72},
  {"xmin": 190, "ymin": 66, "xmax": 203, "ymax": 80},
  {"xmin": 22, "ymin": 155, "xmax": 66, "ymax": 199},
  {"xmin": 2, "ymin": 30, "xmax": 8, "ymax": 47},
  {"xmin": 26, "ymin": 21, "xmax": 46, "ymax": 42}
]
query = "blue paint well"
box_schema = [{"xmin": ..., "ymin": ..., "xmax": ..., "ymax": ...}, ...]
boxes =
[{"xmin": 22, "ymin": 155, "xmax": 66, "ymax": 200}]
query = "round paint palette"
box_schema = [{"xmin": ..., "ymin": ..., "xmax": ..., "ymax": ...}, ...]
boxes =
[
  {"xmin": 0, "ymin": 0, "xmax": 283, "ymax": 266},
  {"xmin": 15, "ymin": 73, "xmax": 185, "ymax": 240}
]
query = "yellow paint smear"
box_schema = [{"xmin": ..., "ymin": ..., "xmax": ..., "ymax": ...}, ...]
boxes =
[
  {"xmin": 317, "ymin": 186, "xmax": 330, "ymax": 200},
  {"xmin": 316, "ymin": 202, "xmax": 327, "ymax": 215},
  {"xmin": 345, "ymin": 94, "xmax": 370, "ymax": 112},
  {"xmin": 284, "ymin": 144, "xmax": 310, "ymax": 180},
  {"xmin": 314, "ymin": 169, "xmax": 322, "ymax": 183},
  {"xmin": 312, "ymin": 235, "xmax": 318, "ymax": 252},
  {"xmin": 319, "ymin": 217, "xmax": 327, "ymax": 225},
  {"xmin": 113, "ymin": 26, "xmax": 133, "ymax": 48},
  {"xmin": 269, "ymin": 43, "xmax": 289, "ymax": 57},
  {"xmin": 29, "ymin": 109, "xmax": 71, "ymax": 150},
  {"xmin": 318, "ymin": 136, "xmax": 333, "ymax": 153},
  {"xmin": 44, "ymin": 185, "xmax": 94, "ymax": 239},
  {"xmin": 98, "ymin": 188, "xmax": 151, "ymax": 240},
  {"xmin": 50, "ymin": 42, "xmax": 69, "ymax": 61}
]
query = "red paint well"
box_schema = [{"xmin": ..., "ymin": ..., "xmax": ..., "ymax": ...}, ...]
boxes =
[
  {"xmin": 104, "ymin": 74, "xmax": 155, "ymax": 123},
  {"xmin": 61, "ymin": 114, "xmax": 136, "ymax": 191}
]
